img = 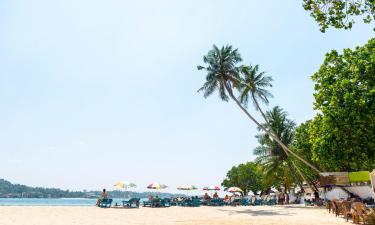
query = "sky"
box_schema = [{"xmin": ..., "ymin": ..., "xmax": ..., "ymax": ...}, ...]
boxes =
[{"xmin": 0, "ymin": 0, "xmax": 373, "ymax": 194}]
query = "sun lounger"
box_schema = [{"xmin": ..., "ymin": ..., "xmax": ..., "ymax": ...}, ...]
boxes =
[
  {"xmin": 143, "ymin": 200, "xmax": 152, "ymax": 207},
  {"xmin": 230, "ymin": 198, "xmax": 242, "ymax": 206},
  {"xmin": 207, "ymin": 198, "xmax": 225, "ymax": 206},
  {"xmin": 241, "ymin": 198, "xmax": 250, "ymax": 206},
  {"xmin": 161, "ymin": 198, "xmax": 171, "ymax": 207},
  {"xmin": 99, "ymin": 198, "xmax": 112, "ymax": 208},
  {"xmin": 181, "ymin": 198, "xmax": 201, "ymax": 207},
  {"xmin": 122, "ymin": 198, "xmax": 140, "ymax": 208},
  {"xmin": 266, "ymin": 198, "xmax": 277, "ymax": 205},
  {"xmin": 250, "ymin": 197, "xmax": 263, "ymax": 206}
]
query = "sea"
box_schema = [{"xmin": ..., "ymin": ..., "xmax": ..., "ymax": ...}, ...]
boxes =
[{"xmin": 0, "ymin": 198, "xmax": 147, "ymax": 206}]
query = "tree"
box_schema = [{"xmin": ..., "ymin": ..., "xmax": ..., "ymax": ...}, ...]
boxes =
[
  {"xmin": 239, "ymin": 64, "xmax": 273, "ymax": 124},
  {"xmin": 222, "ymin": 162, "xmax": 263, "ymax": 195},
  {"xmin": 303, "ymin": 0, "xmax": 375, "ymax": 32},
  {"xmin": 197, "ymin": 45, "xmax": 320, "ymax": 173},
  {"xmin": 308, "ymin": 38, "xmax": 375, "ymax": 171},
  {"xmin": 253, "ymin": 106, "xmax": 303, "ymax": 192}
]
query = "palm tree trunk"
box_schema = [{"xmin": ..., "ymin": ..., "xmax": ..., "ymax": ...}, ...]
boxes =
[
  {"xmin": 228, "ymin": 75, "xmax": 320, "ymax": 174},
  {"xmin": 252, "ymin": 93, "xmax": 270, "ymax": 125},
  {"xmin": 223, "ymin": 82, "xmax": 321, "ymax": 174}
]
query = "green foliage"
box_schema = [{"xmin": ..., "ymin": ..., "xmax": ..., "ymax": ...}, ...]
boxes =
[
  {"xmin": 303, "ymin": 0, "xmax": 375, "ymax": 32},
  {"xmin": 0, "ymin": 179, "xmax": 86, "ymax": 198},
  {"xmin": 239, "ymin": 64, "xmax": 273, "ymax": 108},
  {"xmin": 253, "ymin": 106, "xmax": 303, "ymax": 191},
  {"xmin": 221, "ymin": 162, "xmax": 264, "ymax": 195},
  {"xmin": 296, "ymin": 38, "xmax": 375, "ymax": 171},
  {"xmin": 197, "ymin": 45, "xmax": 242, "ymax": 101}
]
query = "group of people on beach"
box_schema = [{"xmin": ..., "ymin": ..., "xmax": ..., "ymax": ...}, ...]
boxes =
[{"xmin": 95, "ymin": 188, "xmax": 324, "ymax": 207}]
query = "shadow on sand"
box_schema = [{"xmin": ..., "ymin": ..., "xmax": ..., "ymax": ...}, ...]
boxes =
[{"xmin": 216, "ymin": 207, "xmax": 295, "ymax": 216}]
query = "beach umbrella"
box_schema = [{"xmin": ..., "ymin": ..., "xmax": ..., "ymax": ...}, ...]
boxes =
[
  {"xmin": 203, "ymin": 185, "xmax": 220, "ymax": 197},
  {"xmin": 226, "ymin": 187, "xmax": 243, "ymax": 194},
  {"xmin": 177, "ymin": 184, "xmax": 197, "ymax": 195},
  {"xmin": 203, "ymin": 185, "xmax": 220, "ymax": 191},
  {"xmin": 114, "ymin": 181, "xmax": 137, "ymax": 189},
  {"xmin": 147, "ymin": 182, "xmax": 167, "ymax": 194},
  {"xmin": 114, "ymin": 181, "xmax": 137, "ymax": 198}
]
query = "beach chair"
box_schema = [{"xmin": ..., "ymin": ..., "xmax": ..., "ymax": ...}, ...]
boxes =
[
  {"xmin": 230, "ymin": 198, "xmax": 242, "ymax": 206},
  {"xmin": 266, "ymin": 198, "xmax": 277, "ymax": 205},
  {"xmin": 161, "ymin": 198, "xmax": 171, "ymax": 207},
  {"xmin": 341, "ymin": 200, "xmax": 352, "ymax": 222},
  {"xmin": 151, "ymin": 198, "xmax": 162, "ymax": 207},
  {"xmin": 251, "ymin": 197, "xmax": 263, "ymax": 206},
  {"xmin": 351, "ymin": 202, "xmax": 373, "ymax": 224},
  {"xmin": 99, "ymin": 198, "xmax": 112, "ymax": 208},
  {"xmin": 181, "ymin": 198, "xmax": 201, "ymax": 207},
  {"xmin": 241, "ymin": 198, "xmax": 250, "ymax": 206},
  {"xmin": 326, "ymin": 200, "xmax": 332, "ymax": 213},
  {"xmin": 122, "ymin": 198, "xmax": 140, "ymax": 208},
  {"xmin": 208, "ymin": 198, "xmax": 225, "ymax": 206},
  {"xmin": 170, "ymin": 199, "xmax": 178, "ymax": 206},
  {"xmin": 143, "ymin": 200, "xmax": 152, "ymax": 207},
  {"xmin": 191, "ymin": 198, "xmax": 201, "ymax": 207}
]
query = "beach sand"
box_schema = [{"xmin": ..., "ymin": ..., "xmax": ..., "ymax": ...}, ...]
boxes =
[{"xmin": 0, "ymin": 205, "xmax": 347, "ymax": 225}]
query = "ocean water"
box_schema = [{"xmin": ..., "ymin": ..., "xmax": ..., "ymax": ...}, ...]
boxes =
[{"xmin": 0, "ymin": 198, "xmax": 146, "ymax": 206}]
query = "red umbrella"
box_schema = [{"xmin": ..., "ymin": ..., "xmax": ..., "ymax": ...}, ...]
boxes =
[
  {"xmin": 203, "ymin": 185, "xmax": 220, "ymax": 197},
  {"xmin": 203, "ymin": 185, "xmax": 220, "ymax": 191}
]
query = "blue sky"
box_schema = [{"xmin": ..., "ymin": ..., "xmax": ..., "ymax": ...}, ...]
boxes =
[{"xmin": 0, "ymin": 0, "xmax": 373, "ymax": 193}]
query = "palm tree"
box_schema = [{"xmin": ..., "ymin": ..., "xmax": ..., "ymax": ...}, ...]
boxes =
[
  {"xmin": 198, "ymin": 45, "xmax": 320, "ymax": 173},
  {"xmin": 239, "ymin": 64, "xmax": 273, "ymax": 124},
  {"xmin": 239, "ymin": 65, "xmax": 318, "ymax": 187},
  {"xmin": 254, "ymin": 106, "xmax": 303, "ymax": 191}
]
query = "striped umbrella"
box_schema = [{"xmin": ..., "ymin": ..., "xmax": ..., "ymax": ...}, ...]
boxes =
[
  {"xmin": 203, "ymin": 185, "xmax": 220, "ymax": 197},
  {"xmin": 147, "ymin": 182, "xmax": 167, "ymax": 191},
  {"xmin": 114, "ymin": 181, "xmax": 137, "ymax": 190},
  {"xmin": 226, "ymin": 187, "xmax": 243, "ymax": 193},
  {"xmin": 177, "ymin": 184, "xmax": 198, "ymax": 195},
  {"xmin": 203, "ymin": 185, "xmax": 220, "ymax": 191},
  {"xmin": 114, "ymin": 181, "xmax": 137, "ymax": 198}
]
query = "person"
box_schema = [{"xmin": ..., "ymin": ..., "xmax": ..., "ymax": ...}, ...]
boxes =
[
  {"xmin": 313, "ymin": 191, "xmax": 320, "ymax": 205},
  {"xmin": 213, "ymin": 192, "xmax": 219, "ymax": 198},
  {"xmin": 278, "ymin": 192, "xmax": 285, "ymax": 205},
  {"xmin": 96, "ymin": 189, "xmax": 108, "ymax": 206},
  {"xmin": 154, "ymin": 195, "xmax": 161, "ymax": 207},
  {"xmin": 148, "ymin": 194, "xmax": 154, "ymax": 202},
  {"xmin": 224, "ymin": 194, "xmax": 229, "ymax": 203},
  {"xmin": 285, "ymin": 193, "xmax": 289, "ymax": 205},
  {"xmin": 203, "ymin": 193, "xmax": 210, "ymax": 200}
]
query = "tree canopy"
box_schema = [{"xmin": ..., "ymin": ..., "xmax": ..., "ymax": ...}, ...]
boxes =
[
  {"xmin": 293, "ymin": 38, "xmax": 375, "ymax": 171},
  {"xmin": 303, "ymin": 0, "xmax": 375, "ymax": 32},
  {"xmin": 221, "ymin": 162, "xmax": 264, "ymax": 195}
]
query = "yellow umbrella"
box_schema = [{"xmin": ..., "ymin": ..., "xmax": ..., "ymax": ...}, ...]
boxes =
[{"xmin": 114, "ymin": 181, "xmax": 137, "ymax": 198}]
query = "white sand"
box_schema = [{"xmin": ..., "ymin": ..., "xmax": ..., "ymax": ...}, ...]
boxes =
[{"xmin": 0, "ymin": 205, "xmax": 348, "ymax": 225}]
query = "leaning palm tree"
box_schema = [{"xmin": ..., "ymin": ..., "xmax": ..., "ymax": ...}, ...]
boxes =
[
  {"xmin": 198, "ymin": 45, "xmax": 320, "ymax": 173},
  {"xmin": 254, "ymin": 106, "xmax": 304, "ymax": 190},
  {"xmin": 239, "ymin": 65, "xmax": 318, "ymax": 185},
  {"xmin": 239, "ymin": 64, "xmax": 273, "ymax": 124}
]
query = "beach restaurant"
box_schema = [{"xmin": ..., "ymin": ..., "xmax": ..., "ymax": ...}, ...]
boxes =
[{"xmin": 318, "ymin": 170, "xmax": 375, "ymax": 200}]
